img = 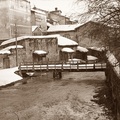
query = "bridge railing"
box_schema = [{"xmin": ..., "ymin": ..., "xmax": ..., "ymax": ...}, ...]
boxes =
[{"xmin": 19, "ymin": 61, "xmax": 106, "ymax": 72}]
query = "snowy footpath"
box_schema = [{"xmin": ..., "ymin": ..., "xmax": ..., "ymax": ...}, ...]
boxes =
[{"xmin": 0, "ymin": 67, "xmax": 22, "ymax": 86}]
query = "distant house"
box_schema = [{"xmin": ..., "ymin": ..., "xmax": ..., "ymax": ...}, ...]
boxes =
[
  {"xmin": 47, "ymin": 23, "xmax": 81, "ymax": 41},
  {"xmin": 31, "ymin": 7, "xmax": 48, "ymax": 33},
  {"xmin": 47, "ymin": 21, "xmax": 110, "ymax": 48},
  {"xmin": 0, "ymin": 35, "xmax": 78, "ymax": 68},
  {"xmin": 48, "ymin": 7, "xmax": 77, "ymax": 25},
  {"xmin": 0, "ymin": 0, "xmax": 31, "ymax": 42}
]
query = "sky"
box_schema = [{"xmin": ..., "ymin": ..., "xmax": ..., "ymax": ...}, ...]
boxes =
[
  {"xmin": 29, "ymin": 0, "xmax": 74, "ymax": 14},
  {"xmin": 29, "ymin": 0, "xmax": 88, "ymax": 15}
]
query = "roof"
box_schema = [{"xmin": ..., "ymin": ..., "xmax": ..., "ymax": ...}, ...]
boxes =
[
  {"xmin": 47, "ymin": 23, "xmax": 83, "ymax": 32},
  {"xmin": 87, "ymin": 55, "xmax": 98, "ymax": 61},
  {"xmin": 1, "ymin": 35, "xmax": 78, "ymax": 47},
  {"xmin": 77, "ymin": 46, "xmax": 88, "ymax": 52},
  {"xmin": 61, "ymin": 47, "xmax": 75, "ymax": 53},
  {"xmin": 34, "ymin": 50, "xmax": 47, "ymax": 55},
  {"xmin": 0, "ymin": 51, "xmax": 11, "ymax": 55},
  {"xmin": 32, "ymin": 26, "xmax": 38, "ymax": 32},
  {"xmin": 0, "ymin": 45, "xmax": 23, "ymax": 55},
  {"xmin": 47, "ymin": 22, "xmax": 52, "ymax": 27},
  {"xmin": 57, "ymin": 35, "xmax": 78, "ymax": 46},
  {"xmin": 1, "ymin": 45, "xmax": 23, "ymax": 51},
  {"xmin": 31, "ymin": 8, "xmax": 47, "ymax": 15},
  {"xmin": 89, "ymin": 47, "xmax": 105, "ymax": 52},
  {"xmin": 32, "ymin": 26, "xmax": 41, "ymax": 32},
  {"xmin": 47, "ymin": 20, "xmax": 97, "ymax": 32}
]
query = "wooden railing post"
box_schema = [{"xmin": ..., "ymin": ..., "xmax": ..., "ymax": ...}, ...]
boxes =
[
  {"xmin": 93, "ymin": 62, "xmax": 95, "ymax": 70},
  {"xmin": 77, "ymin": 62, "xmax": 79, "ymax": 71},
  {"xmin": 47, "ymin": 61, "xmax": 48, "ymax": 71},
  {"xmin": 86, "ymin": 62, "xmax": 87, "ymax": 71},
  {"xmin": 101, "ymin": 62, "xmax": 103, "ymax": 69},
  {"xmin": 61, "ymin": 62, "xmax": 63, "ymax": 71},
  {"xmin": 70, "ymin": 63, "xmax": 71, "ymax": 71},
  {"xmin": 32, "ymin": 62, "xmax": 34, "ymax": 71}
]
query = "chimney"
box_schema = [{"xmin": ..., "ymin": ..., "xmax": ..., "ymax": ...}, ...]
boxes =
[{"xmin": 55, "ymin": 7, "xmax": 58, "ymax": 11}]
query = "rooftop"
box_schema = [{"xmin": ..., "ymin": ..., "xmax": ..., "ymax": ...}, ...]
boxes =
[{"xmin": 1, "ymin": 35, "xmax": 78, "ymax": 47}]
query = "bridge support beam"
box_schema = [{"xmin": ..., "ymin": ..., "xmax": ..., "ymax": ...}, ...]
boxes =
[{"xmin": 53, "ymin": 70, "xmax": 62, "ymax": 79}]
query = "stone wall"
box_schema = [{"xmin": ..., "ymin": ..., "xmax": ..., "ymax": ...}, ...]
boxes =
[
  {"xmin": 105, "ymin": 52, "xmax": 120, "ymax": 120},
  {"xmin": 1, "ymin": 37, "xmax": 59, "ymax": 68}
]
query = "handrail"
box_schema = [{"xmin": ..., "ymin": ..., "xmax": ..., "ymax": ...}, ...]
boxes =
[{"xmin": 19, "ymin": 62, "xmax": 106, "ymax": 72}]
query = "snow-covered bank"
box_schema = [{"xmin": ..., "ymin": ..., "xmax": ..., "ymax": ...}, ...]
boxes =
[{"xmin": 0, "ymin": 67, "xmax": 22, "ymax": 86}]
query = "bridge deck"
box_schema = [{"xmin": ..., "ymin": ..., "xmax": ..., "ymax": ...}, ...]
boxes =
[{"xmin": 19, "ymin": 62, "xmax": 106, "ymax": 72}]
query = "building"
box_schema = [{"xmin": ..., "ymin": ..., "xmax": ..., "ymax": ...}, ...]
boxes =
[
  {"xmin": 0, "ymin": 0, "xmax": 32, "ymax": 42},
  {"xmin": 31, "ymin": 7, "xmax": 48, "ymax": 33},
  {"xmin": 48, "ymin": 7, "xmax": 77, "ymax": 25},
  {"xmin": 47, "ymin": 21, "xmax": 111, "ymax": 48},
  {"xmin": 0, "ymin": 35, "xmax": 78, "ymax": 68}
]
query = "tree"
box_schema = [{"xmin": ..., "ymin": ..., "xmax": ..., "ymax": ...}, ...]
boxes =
[{"xmin": 74, "ymin": 0, "xmax": 120, "ymax": 61}]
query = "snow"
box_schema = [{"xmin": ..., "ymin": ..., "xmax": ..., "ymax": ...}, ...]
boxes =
[
  {"xmin": 0, "ymin": 50, "xmax": 11, "ymax": 55},
  {"xmin": 89, "ymin": 47, "xmax": 105, "ymax": 52},
  {"xmin": 0, "ymin": 45, "xmax": 23, "ymax": 55},
  {"xmin": 87, "ymin": 55, "xmax": 98, "ymax": 61},
  {"xmin": 68, "ymin": 58, "xmax": 86, "ymax": 64},
  {"xmin": 34, "ymin": 50, "xmax": 47, "ymax": 55},
  {"xmin": 0, "ymin": 67, "xmax": 22, "ymax": 86},
  {"xmin": 106, "ymin": 51, "xmax": 120, "ymax": 74},
  {"xmin": 1, "ymin": 45, "xmax": 23, "ymax": 51},
  {"xmin": 32, "ymin": 26, "xmax": 39, "ymax": 32},
  {"xmin": 58, "ymin": 35, "xmax": 78, "ymax": 46},
  {"xmin": 1, "ymin": 35, "xmax": 78, "ymax": 47},
  {"xmin": 61, "ymin": 47, "xmax": 74, "ymax": 53},
  {"xmin": 31, "ymin": 8, "xmax": 46, "ymax": 15},
  {"xmin": 77, "ymin": 46, "xmax": 88, "ymax": 52},
  {"xmin": 47, "ymin": 22, "xmax": 52, "ymax": 27},
  {"xmin": 47, "ymin": 23, "xmax": 84, "ymax": 32}
]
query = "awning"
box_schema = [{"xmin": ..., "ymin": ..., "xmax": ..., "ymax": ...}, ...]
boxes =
[
  {"xmin": 33, "ymin": 50, "xmax": 48, "ymax": 55},
  {"xmin": 77, "ymin": 46, "xmax": 88, "ymax": 52},
  {"xmin": 61, "ymin": 47, "xmax": 75, "ymax": 53}
]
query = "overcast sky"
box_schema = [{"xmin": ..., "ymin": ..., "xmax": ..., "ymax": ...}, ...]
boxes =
[{"xmin": 29, "ymin": 0, "xmax": 75, "ymax": 15}]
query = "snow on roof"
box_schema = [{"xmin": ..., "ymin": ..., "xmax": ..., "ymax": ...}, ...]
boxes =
[
  {"xmin": 87, "ymin": 55, "xmax": 98, "ymax": 61},
  {"xmin": 32, "ymin": 26, "xmax": 39, "ymax": 32},
  {"xmin": 0, "ymin": 50, "xmax": 11, "ymax": 55},
  {"xmin": 47, "ymin": 22, "xmax": 52, "ymax": 27},
  {"xmin": 0, "ymin": 67, "xmax": 22, "ymax": 86},
  {"xmin": 77, "ymin": 46, "xmax": 88, "ymax": 52},
  {"xmin": 47, "ymin": 23, "xmax": 83, "ymax": 32},
  {"xmin": 57, "ymin": 35, "xmax": 78, "ymax": 46},
  {"xmin": 1, "ymin": 45, "xmax": 23, "ymax": 51},
  {"xmin": 89, "ymin": 47, "xmax": 105, "ymax": 52},
  {"xmin": 0, "ymin": 45, "xmax": 23, "ymax": 55},
  {"xmin": 61, "ymin": 47, "xmax": 75, "ymax": 53},
  {"xmin": 34, "ymin": 50, "xmax": 47, "ymax": 55},
  {"xmin": 31, "ymin": 8, "xmax": 46, "ymax": 15},
  {"xmin": 1, "ymin": 35, "xmax": 78, "ymax": 47}
]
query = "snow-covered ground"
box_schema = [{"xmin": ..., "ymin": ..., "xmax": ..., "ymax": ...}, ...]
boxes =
[{"xmin": 0, "ymin": 67, "xmax": 22, "ymax": 86}]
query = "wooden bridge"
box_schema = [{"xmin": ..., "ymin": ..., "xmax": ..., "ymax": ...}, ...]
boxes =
[{"xmin": 18, "ymin": 61, "xmax": 106, "ymax": 78}]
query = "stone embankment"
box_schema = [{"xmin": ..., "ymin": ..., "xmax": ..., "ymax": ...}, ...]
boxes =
[{"xmin": 105, "ymin": 51, "xmax": 120, "ymax": 120}]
